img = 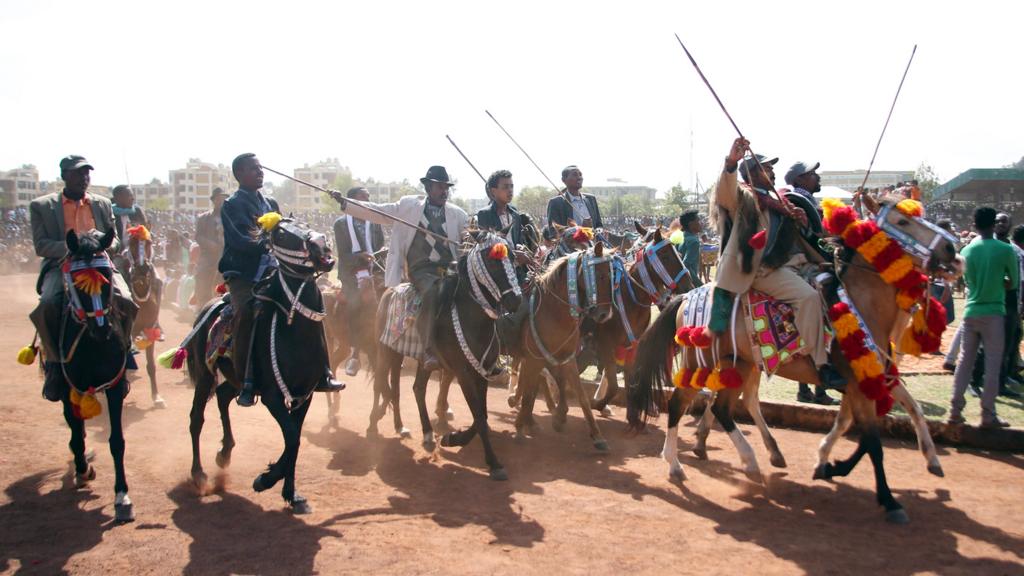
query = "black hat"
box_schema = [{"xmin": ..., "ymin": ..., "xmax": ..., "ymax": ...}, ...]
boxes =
[
  {"xmin": 59, "ymin": 155, "xmax": 94, "ymax": 173},
  {"xmin": 420, "ymin": 165, "xmax": 454, "ymax": 186},
  {"xmin": 210, "ymin": 187, "xmax": 229, "ymax": 200},
  {"xmin": 738, "ymin": 154, "xmax": 778, "ymax": 179}
]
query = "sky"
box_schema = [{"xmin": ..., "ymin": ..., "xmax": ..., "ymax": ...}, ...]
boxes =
[{"xmin": 3, "ymin": 0, "xmax": 1022, "ymax": 199}]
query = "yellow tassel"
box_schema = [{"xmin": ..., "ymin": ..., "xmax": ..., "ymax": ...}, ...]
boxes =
[
  {"xmin": 705, "ymin": 368, "xmax": 724, "ymax": 392},
  {"xmin": 70, "ymin": 388, "xmax": 102, "ymax": 419},
  {"xmin": 257, "ymin": 211, "xmax": 283, "ymax": 232},
  {"xmin": 17, "ymin": 346, "xmax": 37, "ymax": 365},
  {"xmin": 672, "ymin": 368, "xmax": 686, "ymax": 389}
]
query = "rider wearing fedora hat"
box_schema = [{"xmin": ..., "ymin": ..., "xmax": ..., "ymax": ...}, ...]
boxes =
[
  {"xmin": 193, "ymin": 187, "xmax": 229, "ymax": 305},
  {"xmin": 334, "ymin": 165, "xmax": 469, "ymax": 371}
]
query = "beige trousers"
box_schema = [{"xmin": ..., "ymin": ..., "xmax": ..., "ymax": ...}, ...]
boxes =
[{"xmin": 750, "ymin": 258, "xmax": 827, "ymax": 366}]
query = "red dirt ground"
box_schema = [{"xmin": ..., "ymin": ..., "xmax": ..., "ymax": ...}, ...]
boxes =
[{"xmin": 0, "ymin": 274, "xmax": 1021, "ymax": 575}]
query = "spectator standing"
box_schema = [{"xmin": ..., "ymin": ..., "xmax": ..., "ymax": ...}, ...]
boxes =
[
  {"xmin": 949, "ymin": 207, "xmax": 1018, "ymax": 428},
  {"xmin": 676, "ymin": 210, "xmax": 703, "ymax": 288}
]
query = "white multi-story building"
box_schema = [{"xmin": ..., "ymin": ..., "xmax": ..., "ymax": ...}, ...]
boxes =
[
  {"xmin": 0, "ymin": 165, "xmax": 41, "ymax": 207},
  {"xmin": 169, "ymin": 159, "xmax": 237, "ymax": 213},
  {"xmin": 131, "ymin": 180, "xmax": 174, "ymax": 210},
  {"xmin": 293, "ymin": 159, "xmax": 350, "ymax": 211},
  {"xmin": 584, "ymin": 178, "xmax": 657, "ymax": 202},
  {"xmin": 819, "ymin": 170, "xmax": 915, "ymax": 191}
]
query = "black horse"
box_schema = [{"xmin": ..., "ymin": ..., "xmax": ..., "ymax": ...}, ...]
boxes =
[
  {"xmin": 186, "ymin": 216, "xmax": 335, "ymax": 514},
  {"xmin": 56, "ymin": 228, "xmax": 135, "ymax": 522},
  {"xmin": 370, "ymin": 232, "xmax": 522, "ymax": 480}
]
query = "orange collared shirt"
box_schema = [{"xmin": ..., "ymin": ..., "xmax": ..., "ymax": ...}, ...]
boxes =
[{"xmin": 62, "ymin": 194, "xmax": 96, "ymax": 235}]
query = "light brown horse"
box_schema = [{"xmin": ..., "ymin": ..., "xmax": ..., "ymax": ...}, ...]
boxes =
[
  {"xmin": 126, "ymin": 227, "xmax": 164, "ymax": 407},
  {"xmin": 629, "ymin": 195, "xmax": 961, "ymax": 523},
  {"xmin": 514, "ymin": 242, "xmax": 617, "ymax": 451}
]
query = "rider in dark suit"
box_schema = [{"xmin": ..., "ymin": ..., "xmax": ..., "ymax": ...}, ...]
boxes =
[
  {"xmin": 545, "ymin": 165, "xmax": 603, "ymax": 230},
  {"xmin": 476, "ymin": 169, "xmax": 530, "ymax": 283},
  {"xmin": 222, "ymin": 154, "xmax": 344, "ymax": 407}
]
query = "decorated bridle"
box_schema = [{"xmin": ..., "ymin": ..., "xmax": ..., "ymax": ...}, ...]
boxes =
[
  {"xmin": 873, "ymin": 201, "xmax": 958, "ymax": 268},
  {"xmin": 565, "ymin": 247, "xmax": 616, "ymax": 320},
  {"xmin": 62, "ymin": 254, "xmax": 113, "ymax": 327},
  {"xmin": 611, "ymin": 234, "xmax": 690, "ymax": 345},
  {"xmin": 127, "ymin": 225, "xmax": 153, "ymax": 302}
]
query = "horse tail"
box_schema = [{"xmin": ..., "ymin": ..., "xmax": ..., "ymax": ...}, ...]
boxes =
[{"xmin": 627, "ymin": 294, "xmax": 683, "ymax": 431}]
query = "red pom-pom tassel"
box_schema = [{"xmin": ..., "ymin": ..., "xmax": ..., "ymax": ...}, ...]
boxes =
[
  {"xmin": 720, "ymin": 367, "xmax": 743, "ymax": 389},
  {"xmin": 748, "ymin": 230, "xmax": 767, "ymax": 250},
  {"xmin": 171, "ymin": 347, "xmax": 188, "ymax": 370}
]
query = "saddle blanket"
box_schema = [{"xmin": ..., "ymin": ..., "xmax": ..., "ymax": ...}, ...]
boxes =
[
  {"xmin": 205, "ymin": 304, "xmax": 235, "ymax": 372},
  {"xmin": 682, "ymin": 284, "xmax": 714, "ymax": 329},
  {"xmin": 379, "ymin": 283, "xmax": 424, "ymax": 359},
  {"xmin": 744, "ymin": 289, "xmax": 805, "ymax": 376}
]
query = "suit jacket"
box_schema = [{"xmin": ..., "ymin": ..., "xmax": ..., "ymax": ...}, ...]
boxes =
[
  {"xmin": 217, "ymin": 188, "xmax": 280, "ymax": 281},
  {"xmin": 30, "ymin": 191, "xmax": 120, "ymax": 276},
  {"xmin": 476, "ymin": 202, "xmax": 525, "ymax": 247},
  {"xmin": 546, "ymin": 190, "xmax": 603, "ymax": 229},
  {"xmin": 194, "ymin": 209, "xmax": 224, "ymax": 269},
  {"xmin": 333, "ymin": 215, "xmax": 385, "ymax": 277},
  {"xmin": 344, "ymin": 195, "xmax": 467, "ymax": 287}
]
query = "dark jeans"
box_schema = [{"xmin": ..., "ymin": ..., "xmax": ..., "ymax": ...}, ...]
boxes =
[
  {"xmin": 410, "ymin": 263, "xmax": 447, "ymax": 353},
  {"xmin": 1000, "ymin": 290, "xmax": 1021, "ymax": 385}
]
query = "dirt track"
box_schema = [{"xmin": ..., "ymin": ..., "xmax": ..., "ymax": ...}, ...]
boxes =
[{"xmin": 0, "ymin": 273, "xmax": 1021, "ymax": 575}]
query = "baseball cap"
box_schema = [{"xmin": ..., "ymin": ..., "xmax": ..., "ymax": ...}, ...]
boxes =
[
  {"xmin": 738, "ymin": 154, "xmax": 778, "ymax": 179},
  {"xmin": 784, "ymin": 161, "xmax": 820, "ymax": 186},
  {"xmin": 59, "ymin": 155, "xmax": 94, "ymax": 173}
]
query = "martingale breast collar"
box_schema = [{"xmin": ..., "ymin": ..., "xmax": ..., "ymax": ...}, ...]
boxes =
[
  {"xmin": 566, "ymin": 249, "xmax": 615, "ymax": 320},
  {"xmin": 875, "ymin": 204, "xmax": 957, "ymax": 264},
  {"xmin": 631, "ymin": 238, "xmax": 689, "ymax": 305},
  {"xmin": 63, "ymin": 255, "xmax": 113, "ymax": 326}
]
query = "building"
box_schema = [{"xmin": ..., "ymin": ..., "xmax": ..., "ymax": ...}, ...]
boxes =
[
  {"xmin": 0, "ymin": 165, "xmax": 40, "ymax": 207},
  {"xmin": 131, "ymin": 179, "xmax": 174, "ymax": 210},
  {"xmin": 169, "ymin": 159, "xmax": 237, "ymax": 213},
  {"xmin": 584, "ymin": 178, "xmax": 657, "ymax": 202},
  {"xmin": 927, "ymin": 168, "xmax": 1024, "ymax": 229},
  {"xmin": 293, "ymin": 159, "xmax": 350, "ymax": 211},
  {"xmin": 819, "ymin": 170, "xmax": 915, "ymax": 191}
]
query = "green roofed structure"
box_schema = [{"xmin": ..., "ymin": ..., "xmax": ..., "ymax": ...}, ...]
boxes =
[{"xmin": 927, "ymin": 168, "xmax": 1024, "ymax": 231}]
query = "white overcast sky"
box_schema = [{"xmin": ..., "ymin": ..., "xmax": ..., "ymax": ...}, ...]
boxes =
[{"xmin": 3, "ymin": 0, "xmax": 1021, "ymax": 199}]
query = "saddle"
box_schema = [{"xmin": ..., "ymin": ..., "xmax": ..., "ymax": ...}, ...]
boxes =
[{"xmin": 205, "ymin": 303, "xmax": 235, "ymax": 371}]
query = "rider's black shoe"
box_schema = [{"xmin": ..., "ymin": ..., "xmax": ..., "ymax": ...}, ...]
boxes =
[
  {"xmin": 315, "ymin": 370, "xmax": 346, "ymax": 393},
  {"xmin": 236, "ymin": 379, "xmax": 257, "ymax": 407},
  {"xmin": 41, "ymin": 361, "xmax": 62, "ymax": 402},
  {"xmin": 817, "ymin": 364, "xmax": 847, "ymax": 392}
]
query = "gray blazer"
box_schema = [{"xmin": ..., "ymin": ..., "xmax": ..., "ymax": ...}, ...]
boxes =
[{"xmin": 30, "ymin": 191, "xmax": 120, "ymax": 274}]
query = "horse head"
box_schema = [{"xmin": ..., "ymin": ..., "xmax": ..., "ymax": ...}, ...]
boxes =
[
  {"xmin": 867, "ymin": 195, "xmax": 962, "ymax": 278},
  {"xmin": 264, "ymin": 215, "xmax": 335, "ymax": 276},
  {"xmin": 638, "ymin": 227, "xmax": 694, "ymax": 299},
  {"xmin": 64, "ymin": 228, "xmax": 117, "ymax": 337},
  {"xmin": 126, "ymin": 225, "xmax": 154, "ymax": 301},
  {"xmin": 553, "ymin": 221, "xmax": 595, "ymax": 254},
  {"xmin": 466, "ymin": 230, "xmax": 522, "ymax": 316}
]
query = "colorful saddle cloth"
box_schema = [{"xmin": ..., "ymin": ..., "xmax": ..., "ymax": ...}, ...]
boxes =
[
  {"xmin": 378, "ymin": 283, "xmax": 423, "ymax": 359},
  {"xmin": 743, "ymin": 290, "xmax": 807, "ymax": 376},
  {"xmin": 682, "ymin": 284, "xmax": 714, "ymax": 328},
  {"xmin": 205, "ymin": 303, "xmax": 235, "ymax": 372}
]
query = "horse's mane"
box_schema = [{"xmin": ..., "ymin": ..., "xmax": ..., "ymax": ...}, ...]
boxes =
[{"xmin": 537, "ymin": 255, "xmax": 569, "ymax": 291}]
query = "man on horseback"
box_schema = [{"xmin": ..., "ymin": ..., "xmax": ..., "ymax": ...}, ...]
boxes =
[
  {"xmin": 333, "ymin": 186, "xmax": 385, "ymax": 375},
  {"xmin": 111, "ymin": 185, "xmax": 148, "ymax": 285},
  {"xmin": 193, "ymin": 187, "xmax": 228, "ymax": 305},
  {"xmin": 29, "ymin": 155, "xmax": 137, "ymax": 401},
  {"xmin": 333, "ymin": 166, "xmax": 469, "ymax": 372},
  {"xmin": 546, "ymin": 165, "xmax": 603, "ymax": 231},
  {"xmin": 224, "ymin": 154, "xmax": 345, "ymax": 407},
  {"xmin": 713, "ymin": 138, "xmax": 845, "ymax": 389}
]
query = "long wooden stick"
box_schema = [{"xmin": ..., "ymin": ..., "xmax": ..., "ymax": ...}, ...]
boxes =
[
  {"xmin": 485, "ymin": 110, "xmax": 563, "ymax": 192},
  {"xmin": 858, "ymin": 45, "xmax": 918, "ymax": 193},
  {"xmin": 262, "ymin": 165, "xmax": 459, "ymax": 246},
  {"xmin": 673, "ymin": 33, "xmax": 783, "ymax": 204},
  {"xmin": 445, "ymin": 135, "xmax": 487, "ymax": 183}
]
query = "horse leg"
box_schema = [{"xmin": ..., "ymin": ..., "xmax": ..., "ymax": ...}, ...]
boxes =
[
  {"xmin": 711, "ymin": 389, "xmax": 762, "ymax": 481},
  {"xmin": 593, "ymin": 344, "xmax": 617, "ymax": 416},
  {"xmin": 146, "ymin": 345, "xmax": 164, "ymax": 408},
  {"xmin": 105, "ymin": 380, "xmax": 134, "ymax": 522},
  {"xmin": 741, "ymin": 369, "xmax": 786, "ymax": 468},
  {"xmin": 663, "ymin": 387, "xmax": 689, "ymax": 481},
  {"xmin": 390, "ymin": 360, "xmax": 410, "ymax": 439},
  {"xmin": 507, "ymin": 358, "xmax": 520, "ymax": 409},
  {"xmin": 563, "ymin": 363, "xmax": 608, "ymax": 452},
  {"xmin": 214, "ymin": 383, "xmax": 237, "ymax": 468},
  {"xmin": 281, "ymin": 399, "xmax": 313, "ymax": 514},
  {"xmin": 540, "ymin": 368, "xmax": 558, "ymax": 414},
  {"xmin": 412, "ymin": 367, "xmax": 435, "ymax": 451},
  {"xmin": 814, "ymin": 395, "xmax": 854, "ymax": 478},
  {"xmin": 61, "ymin": 391, "xmax": 92, "ymax": 484},
  {"xmin": 513, "ymin": 358, "xmax": 541, "ymax": 439},
  {"xmin": 892, "ymin": 383, "xmax": 943, "ymax": 477},
  {"xmin": 818, "ymin": 420, "xmax": 907, "ymax": 523},
  {"xmin": 188, "ymin": 367, "xmax": 215, "ymax": 488},
  {"xmin": 444, "ymin": 366, "xmax": 506, "ymax": 481},
  {"xmin": 692, "ymin": 392, "xmax": 715, "ymax": 460},
  {"xmin": 435, "ymin": 370, "xmax": 455, "ymax": 425},
  {"xmin": 367, "ymin": 348, "xmax": 394, "ymax": 438},
  {"xmin": 550, "ymin": 368, "xmax": 570, "ymax": 432},
  {"xmin": 253, "ymin": 391, "xmax": 309, "ymax": 513}
]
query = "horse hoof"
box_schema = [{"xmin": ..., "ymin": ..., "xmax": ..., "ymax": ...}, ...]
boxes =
[
  {"xmin": 812, "ymin": 464, "xmax": 829, "ymax": 481},
  {"xmin": 669, "ymin": 467, "xmax": 685, "ymax": 482},
  {"xmin": 153, "ymin": 395, "xmax": 167, "ymax": 409},
  {"xmin": 745, "ymin": 469, "xmax": 764, "ymax": 484},
  {"xmin": 692, "ymin": 447, "xmax": 708, "ymax": 461},
  {"xmin": 599, "ymin": 406, "xmax": 614, "ymax": 418},
  {"xmin": 446, "ymin": 409, "xmax": 455, "ymax": 421},
  {"xmin": 507, "ymin": 395, "xmax": 517, "ymax": 409},
  {"xmin": 422, "ymin": 438, "xmax": 437, "ymax": 453},
  {"xmin": 885, "ymin": 509, "xmax": 910, "ymax": 524},
  {"xmin": 439, "ymin": 432, "xmax": 455, "ymax": 448},
  {"xmin": 770, "ymin": 453, "xmax": 788, "ymax": 469},
  {"xmin": 252, "ymin": 473, "xmax": 271, "ymax": 493},
  {"xmin": 215, "ymin": 451, "xmax": 232, "ymax": 469},
  {"xmin": 85, "ymin": 449, "xmax": 96, "ymax": 463},
  {"xmin": 289, "ymin": 496, "xmax": 312, "ymax": 515},
  {"xmin": 114, "ymin": 492, "xmax": 135, "ymax": 523},
  {"xmin": 74, "ymin": 465, "xmax": 96, "ymax": 488},
  {"xmin": 927, "ymin": 463, "xmax": 945, "ymax": 478},
  {"xmin": 366, "ymin": 427, "xmax": 380, "ymax": 439},
  {"xmin": 398, "ymin": 427, "xmax": 413, "ymax": 439},
  {"xmin": 191, "ymin": 471, "xmax": 208, "ymax": 490},
  {"xmin": 593, "ymin": 439, "xmax": 609, "ymax": 452},
  {"xmin": 489, "ymin": 467, "xmax": 509, "ymax": 481}
]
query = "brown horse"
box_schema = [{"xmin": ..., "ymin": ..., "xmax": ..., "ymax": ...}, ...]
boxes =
[
  {"xmin": 126, "ymin": 227, "xmax": 164, "ymax": 407},
  {"xmin": 514, "ymin": 242, "xmax": 617, "ymax": 451},
  {"xmin": 629, "ymin": 195, "xmax": 961, "ymax": 523},
  {"xmin": 588, "ymin": 223, "xmax": 694, "ymax": 415}
]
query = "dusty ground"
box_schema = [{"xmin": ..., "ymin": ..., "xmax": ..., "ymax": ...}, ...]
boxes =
[{"xmin": 0, "ymin": 273, "xmax": 1022, "ymax": 575}]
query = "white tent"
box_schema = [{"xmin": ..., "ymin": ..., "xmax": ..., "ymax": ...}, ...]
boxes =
[{"xmin": 813, "ymin": 186, "xmax": 854, "ymax": 200}]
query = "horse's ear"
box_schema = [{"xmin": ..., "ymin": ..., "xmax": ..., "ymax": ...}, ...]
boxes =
[
  {"xmin": 99, "ymin": 228, "xmax": 116, "ymax": 251},
  {"xmin": 594, "ymin": 241, "xmax": 604, "ymax": 257},
  {"xmin": 467, "ymin": 228, "xmax": 483, "ymax": 243},
  {"xmin": 634, "ymin": 220, "xmax": 647, "ymax": 235},
  {"xmin": 653, "ymin": 227, "xmax": 663, "ymax": 242},
  {"xmin": 553, "ymin": 222, "xmax": 566, "ymax": 234},
  {"xmin": 66, "ymin": 230, "xmax": 79, "ymax": 254}
]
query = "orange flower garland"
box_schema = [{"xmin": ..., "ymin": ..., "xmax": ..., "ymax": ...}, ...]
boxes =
[{"xmin": 829, "ymin": 300, "xmax": 895, "ymax": 416}]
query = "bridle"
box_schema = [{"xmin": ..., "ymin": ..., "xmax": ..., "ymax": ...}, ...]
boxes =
[
  {"xmin": 612, "ymin": 235, "xmax": 690, "ymax": 345},
  {"xmin": 566, "ymin": 248, "xmax": 616, "ymax": 320},
  {"xmin": 874, "ymin": 203, "xmax": 958, "ymax": 270},
  {"xmin": 60, "ymin": 252, "xmax": 126, "ymax": 394},
  {"xmin": 128, "ymin": 238, "xmax": 153, "ymax": 303}
]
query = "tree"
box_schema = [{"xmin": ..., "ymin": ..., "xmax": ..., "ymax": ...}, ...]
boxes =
[
  {"xmin": 1005, "ymin": 156, "xmax": 1024, "ymax": 170},
  {"xmin": 512, "ymin": 186, "xmax": 554, "ymax": 220},
  {"xmin": 147, "ymin": 197, "xmax": 172, "ymax": 211},
  {"xmin": 915, "ymin": 162, "xmax": 940, "ymax": 202}
]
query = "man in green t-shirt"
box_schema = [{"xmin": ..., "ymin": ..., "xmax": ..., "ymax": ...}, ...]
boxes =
[{"xmin": 950, "ymin": 207, "xmax": 1019, "ymax": 428}]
